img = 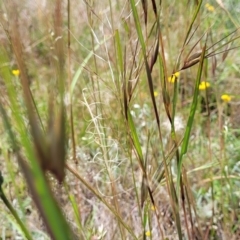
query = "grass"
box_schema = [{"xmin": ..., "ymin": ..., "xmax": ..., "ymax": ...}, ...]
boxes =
[{"xmin": 0, "ymin": 0, "xmax": 240, "ymax": 239}]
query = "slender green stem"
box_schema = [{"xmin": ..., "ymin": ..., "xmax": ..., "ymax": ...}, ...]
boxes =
[{"xmin": 0, "ymin": 175, "xmax": 33, "ymax": 240}]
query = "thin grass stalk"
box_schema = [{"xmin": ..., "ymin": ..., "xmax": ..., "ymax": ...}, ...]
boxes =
[
  {"xmin": 107, "ymin": 0, "xmax": 122, "ymax": 101},
  {"xmin": 82, "ymin": 90, "xmax": 125, "ymax": 239},
  {"xmin": 181, "ymin": 185, "xmax": 191, "ymax": 239},
  {"xmin": 127, "ymin": 109, "xmax": 150, "ymax": 225},
  {"xmin": 0, "ymin": 180, "xmax": 33, "ymax": 240},
  {"xmin": 183, "ymin": 172, "xmax": 197, "ymax": 239},
  {"xmin": 177, "ymin": 40, "xmax": 207, "ymax": 195},
  {"xmin": 130, "ymin": 149, "xmax": 144, "ymax": 225},
  {"xmin": 4, "ymin": 153, "xmax": 27, "ymax": 223},
  {"xmin": 128, "ymin": 110, "xmax": 149, "ymax": 207},
  {"xmin": 0, "ymin": 108, "xmax": 33, "ymax": 240},
  {"xmin": 142, "ymin": 204, "xmax": 148, "ymax": 240},
  {"xmin": 85, "ymin": 0, "xmax": 101, "ymax": 123},
  {"xmin": 66, "ymin": 163, "xmax": 138, "ymax": 239},
  {"xmin": 86, "ymin": 7, "xmax": 121, "ymax": 207},
  {"xmin": 158, "ymin": 54, "xmax": 184, "ymax": 239},
  {"xmin": 155, "ymin": 5, "xmax": 185, "ymax": 235},
  {"xmin": 154, "ymin": 12, "xmax": 179, "ymax": 229},
  {"xmin": 67, "ymin": 0, "xmax": 77, "ymax": 165},
  {"xmin": 173, "ymin": 6, "xmax": 207, "ymax": 235},
  {"xmin": 64, "ymin": 182, "xmax": 86, "ymax": 239},
  {"xmin": 69, "ymin": 31, "xmax": 113, "ymax": 96},
  {"xmin": 67, "ymin": 0, "xmax": 83, "ymax": 233},
  {"xmin": 216, "ymin": 2, "xmax": 239, "ymax": 28},
  {"xmin": 83, "ymin": 7, "xmax": 126, "ymax": 237},
  {"xmin": 128, "ymin": 1, "xmax": 165, "ymax": 237},
  {"xmin": 0, "ymin": 68, "xmax": 28, "ymax": 225},
  {"xmin": 174, "ymin": 0, "xmax": 203, "ymax": 71},
  {"xmin": 183, "ymin": 0, "xmax": 203, "ymax": 46},
  {"xmin": 122, "ymin": 67, "xmax": 144, "ymax": 221},
  {"xmin": 147, "ymin": 206, "xmax": 153, "ymax": 240},
  {"xmin": 171, "ymin": 75, "xmax": 189, "ymax": 238}
]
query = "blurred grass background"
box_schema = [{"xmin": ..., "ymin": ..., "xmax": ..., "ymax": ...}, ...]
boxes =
[{"xmin": 0, "ymin": 0, "xmax": 240, "ymax": 239}]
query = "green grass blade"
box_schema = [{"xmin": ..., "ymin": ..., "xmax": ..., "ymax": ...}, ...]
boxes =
[
  {"xmin": 68, "ymin": 192, "xmax": 83, "ymax": 236},
  {"xmin": 183, "ymin": 0, "xmax": 203, "ymax": 46},
  {"xmin": 0, "ymin": 114, "xmax": 32, "ymax": 240},
  {"xmin": 115, "ymin": 29, "xmax": 124, "ymax": 76},
  {"xmin": 177, "ymin": 43, "xmax": 207, "ymax": 194},
  {"xmin": 0, "ymin": 49, "xmax": 73, "ymax": 240},
  {"xmin": 19, "ymin": 158, "xmax": 73, "ymax": 240},
  {"xmin": 129, "ymin": 0, "xmax": 146, "ymax": 55},
  {"xmin": 0, "ymin": 186, "xmax": 33, "ymax": 240},
  {"xmin": 129, "ymin": 0, "xmax": 160, "ymax": 130},
  {"xmin": 0, "ymin": 103, "xmax": 73, "ymax": 240},
  {"xmin": 127, "ymin": 110, "xmax": 144, "ymax": 166}
]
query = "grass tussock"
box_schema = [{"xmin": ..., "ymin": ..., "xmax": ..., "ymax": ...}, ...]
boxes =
[{"xmin": 0, "ymin": 1, "xmax": 240, "ymax": 239}]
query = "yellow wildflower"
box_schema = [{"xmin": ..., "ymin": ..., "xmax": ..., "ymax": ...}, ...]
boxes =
[
  {"xmin": 221, "ymin": 94, "xmax": 231, "ymax": 102},
  {"xmin": 168, "ymin": 72, "xmax": 180, "ymax": 83},
  {"xmin": 208, "ymin": 6, "xmax": 215, "ymax": 12},
  {"xmin": 199, "ymin": 81, "xmax": 210, "ymax": 90},
  {"xmin": 205, "ymin": 3, "xmax": 215, "ymax": 12},
  {"xmin": 145, "ymin": 231, "xmax": 151, "ymax": 237},
  {"xmin": 174, "ymin": 72, "xmax": 180, "ymax": 77},
  {"xmin": 151, "ymin": 205, "xmax": 156, "ymax": 211},
  {"xmin": 154, "ymin": 91, "xmax": 158, "ymax": 97},
  {"xmin": 12, "ymin": 69, "xmax": 20, "ymax": 76},
  {"xmin": 168, "ymin": 76, "xmax": 175, "ymax": 83}
]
